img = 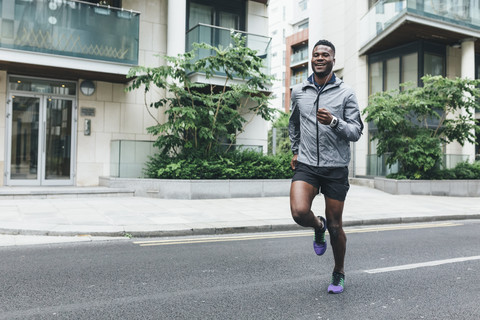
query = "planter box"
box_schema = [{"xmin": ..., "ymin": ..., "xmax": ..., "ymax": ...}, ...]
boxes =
[
  {"xmin": 99, "ymin": 177, "xmax": 292, "ymax": 199},
  {"xmin": 374, "ymin": 178, "xmax": 480, "ymax": 197}
]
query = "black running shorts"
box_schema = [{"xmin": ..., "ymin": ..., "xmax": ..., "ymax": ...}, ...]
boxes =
[{"xmin": 292, "ymin": 162, "xmax": 350, "ymax": 201}]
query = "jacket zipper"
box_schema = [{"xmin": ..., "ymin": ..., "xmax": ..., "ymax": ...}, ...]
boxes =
[{"xmin": 315, "ymin": 84, "xmax": 327, "ymax": 166}]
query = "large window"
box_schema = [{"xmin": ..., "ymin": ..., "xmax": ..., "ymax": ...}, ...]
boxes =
[
  {"xmin": 367, "ymin": 41, "xmax": 445, "ymax": 164},
  {"xmin": 424, "ymin": 52, "xmax": 444, "ymax": 76},
  {"xmin": 386, "ymin": 57, "xmax": 400, "ymax": 91},
  {"xmin": 368, "ymin": 41, "xmax": 445, "ymax": 95},
  {"xmin": 402, "ymin": 53, "xmax": 418, "ymax": 88},
  {"xmin": 291, "ymin": 67, "xmax": 308, "ymax": 86},
  {"xmin": 369, "ymin": 61, "xmax": 383, "ymax": 94},
  {"xmin": 187, "ymin": 0, "xmax": 245, "ymax": 31}
]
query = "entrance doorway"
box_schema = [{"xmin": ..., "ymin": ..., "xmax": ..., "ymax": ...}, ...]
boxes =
[{"xmin": 6, "ymin": 76, "xmax": 77, "ymax": 186}]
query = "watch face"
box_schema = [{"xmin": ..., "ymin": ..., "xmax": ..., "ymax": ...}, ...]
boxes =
[
  {"xmin": 330, "ymin": 117, "xmax": 338, "ymax": 127},
  {"xmin": 80, "ymin": 80, "xmax": 95, "ymax": 96}
]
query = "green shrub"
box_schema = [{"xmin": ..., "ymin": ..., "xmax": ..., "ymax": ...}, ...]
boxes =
[
  {"xmin": 452, "ymin": 162, "xmax": 477, "ymax": 179},
  {"xmin": 143, "ymin": 151, "xmax": 294, "ymax": 180}
]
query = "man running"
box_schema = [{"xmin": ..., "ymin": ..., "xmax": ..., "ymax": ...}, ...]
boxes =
[{"xmin": 288, "ymin": 39, "xmax": 363, "ymax": 294}]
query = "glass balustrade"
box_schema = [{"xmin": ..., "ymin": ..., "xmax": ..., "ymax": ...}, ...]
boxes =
[
  {"xmin": 290, "ymin": 48, "xmax": 308, "ymax": 65},
  {"xmin": 185, "ymin": 23, "xmax": 271, "ymax": 76},
  {"xmin": 0, "ymin": 0, "xmax": 139, "ymax": 64},
  {"xmin": 366, "ymin": 153, "xmax": 470, "ymax": 176},
  {"xmin": 110, "ymin": 140, "xmax": 156, "ymax": 178}
]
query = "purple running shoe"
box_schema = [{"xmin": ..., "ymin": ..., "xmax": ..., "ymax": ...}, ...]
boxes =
[
  {"xmin": 328, "ymin": 271, "xmax": 345, "ymax": 294},
  {"xmin": 313, "ymin": 216, "xmax": 327, "ymax": 255}
]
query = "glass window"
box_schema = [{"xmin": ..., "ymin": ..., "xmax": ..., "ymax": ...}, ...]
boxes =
[
  {"xmin": 188, "ymin": 0, "xmax": 245, "ymax": 30},
  {"xmin": 386, "ymin": 57, "xmax": 400, "ymax": 91},
  {"xmin": 424, "ymin": 52, "xmax": 444, "ymax": 76},
  {"xmin": 402, "ymin": 53, "xmax": 418, "ymax": 88},
  {"xmin": 297, "ymin": 21, "xmax": 309, "ymax": 31},
  {"xmin": 369, "ymin": 61, "xmax": 383, "ymax": 94},
  {"xmin": 219, "ymin": 11, "xmax": 239, "ymax": 29},
  {"xmin": 298, "ymin": 0, "xmax": 307, "ymax": 11},
  {"xmin": 9, "ymin": 77, "xmax": 76, "ymax": 96},
  {"xmin": 188, "ymin": 2, "xmax": 213, "ymax": 28},
  {"xmin": 291, "ymin": 67, "xmax": 308, "ymax": 86}
]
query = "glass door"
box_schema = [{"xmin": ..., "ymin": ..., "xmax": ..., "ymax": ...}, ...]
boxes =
[
  {"xmin": 43, "ymin": 98, "xmax": 74, "ymax": 184},
  {"xmin": 7, "ymin": 95, "xmax": 75, "ymax": 185},
  {"xmin": 9, "ymin": 96, "xmax": 41, "ymax": 182}
]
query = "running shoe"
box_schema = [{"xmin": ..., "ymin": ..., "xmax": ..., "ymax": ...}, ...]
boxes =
[
  {"xmin": 313, "ymin": 216, "xmax": 327, "ymax": 255},
  {"xmin": 328, "ymin": 271, "xmax": 345, "ymax": 294}
]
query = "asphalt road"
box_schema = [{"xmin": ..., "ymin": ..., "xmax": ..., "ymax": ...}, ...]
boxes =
[{"xmin": 0, "ymin": 220, "xmax": 479, "ymax": 319}]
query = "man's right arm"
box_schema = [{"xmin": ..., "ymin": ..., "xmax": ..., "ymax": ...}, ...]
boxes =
[{"xmin": 288, "ymin": 90, "xmax": 300, "ymax": 169}]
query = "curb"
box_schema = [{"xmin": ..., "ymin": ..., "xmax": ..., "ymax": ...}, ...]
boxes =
[{"xmin": 1, "ymin": 214, "xmax": 479, "ymax": 238}]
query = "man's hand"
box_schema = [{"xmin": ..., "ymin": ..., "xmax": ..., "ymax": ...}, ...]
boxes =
[
  {"xmin": 316, "ymin": 108, "xmax": 333, "ymax": 125},
  {"xmin": 290, "ymin": 154, "xmax": 298, "ymax": 170}
]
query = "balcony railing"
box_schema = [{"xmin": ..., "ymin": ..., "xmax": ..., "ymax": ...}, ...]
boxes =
[
  {"xmin": 0, "ymin": 0, "xmax": 139, "ymax": 65},
  {"xmin": 360, "ymin": 0, "xmax": 480, "ymax": 49},
  {"xmin": 291, "ymin": 48, "xmax": 308, "ymax": 65},
  {"xmin": 185, "ymin": 23, "xmax": 271, "ymax": 76}
]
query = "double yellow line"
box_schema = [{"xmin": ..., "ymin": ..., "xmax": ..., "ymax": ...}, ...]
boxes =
[{"xmin": 133, "ymin": 222, "xmax": 461, "ymax": 247}]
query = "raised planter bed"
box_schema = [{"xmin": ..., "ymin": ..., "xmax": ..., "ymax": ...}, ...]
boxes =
[
  {"xmin": 374, "ymin": 177, "xmax": 480, "ymax": 197},
  {"xmin": 99, "ymin": 177, "xmax": 291, "ymax": 199}
]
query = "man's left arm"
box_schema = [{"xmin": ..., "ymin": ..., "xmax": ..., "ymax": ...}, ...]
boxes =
[{"xmin": 333, "ymin": 92, "xmax": 363, "ymax": 142}]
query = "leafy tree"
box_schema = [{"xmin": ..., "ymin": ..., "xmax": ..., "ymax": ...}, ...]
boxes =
[
  {"xmin": 127, "ymin": 32, "xmax": 276, "ymax": 158},
  {"xmin": 363, "ymin": 75, "xmax": 480, "ymax": 179}
]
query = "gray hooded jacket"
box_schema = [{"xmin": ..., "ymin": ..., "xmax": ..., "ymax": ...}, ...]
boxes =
[{"xmin": 289, "ymin": 74, "xmax": 363, "ymax": 167}]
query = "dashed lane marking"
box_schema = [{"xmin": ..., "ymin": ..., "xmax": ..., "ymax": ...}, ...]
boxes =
[{"xmin": 364, "ymin": 255, "xmax": 480, "ymax": 274}]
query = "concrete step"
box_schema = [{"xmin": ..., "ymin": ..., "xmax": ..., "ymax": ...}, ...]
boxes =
[{"xmin": 0, "ymin": 187, "xmax": 135, "ymax": 199}]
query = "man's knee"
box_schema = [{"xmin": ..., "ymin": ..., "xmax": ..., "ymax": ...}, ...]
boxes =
[
  {"xmin": 291, "ymin": 207, "xmax": 310, "ymax": 224},
  {"xmin": 327, "ymin": 223, "xmax": 345, "ymax": 241}
]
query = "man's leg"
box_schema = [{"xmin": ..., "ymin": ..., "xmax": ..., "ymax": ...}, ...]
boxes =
[
  {"xmin": 290, "ymin": 180, "xmax": 323, "ymax": 229},
  {"xmin": 324, "ymin": 196, "xmax": 346, "ymax": 274}
]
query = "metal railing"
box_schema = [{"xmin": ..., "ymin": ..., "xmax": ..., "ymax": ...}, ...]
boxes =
[
  {"xmin": 291, "ymin": 48, "xmax": 308, "ymax": 65},
  {"xmin": 185, "ymin": 23, "xmax": 271, "ymax": 76}
]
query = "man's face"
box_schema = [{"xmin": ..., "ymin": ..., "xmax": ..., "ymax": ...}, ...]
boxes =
[{"xmin": 311, "ymin": 45, "xmax": 335, "ymax": 78}]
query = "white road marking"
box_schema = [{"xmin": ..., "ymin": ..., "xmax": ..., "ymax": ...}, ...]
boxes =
[{"xmin": 364, "ymin": 255, "xmax": 480, "ymax": 274}]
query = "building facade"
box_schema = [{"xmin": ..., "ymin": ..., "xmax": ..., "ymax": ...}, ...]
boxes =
[
  {"xmin": 274, "ymin": 0, "xmax": 480, "ymax": 177},
  {"xmin": 267, "ymin": 0, "xmax": 309, "ymax": 113},
  {"xmin": 0, "ymin": 0, "xmax": 270, "ymax": 186}
]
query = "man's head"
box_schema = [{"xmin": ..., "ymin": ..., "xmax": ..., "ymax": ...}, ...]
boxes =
[
  {"xmin": 313, "ymin": 40, "xmax": 335, "ymax": 56},
  {"xmin": 311, "ymin": 40, "xmax": 335, "ymax": 79}
]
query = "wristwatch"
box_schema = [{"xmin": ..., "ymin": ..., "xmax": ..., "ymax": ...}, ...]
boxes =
[{"xmin": 329, "ymin": 116, "xmax": 338, "ymax": 128}]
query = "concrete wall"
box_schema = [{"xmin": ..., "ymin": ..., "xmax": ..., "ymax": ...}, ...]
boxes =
[
  {"xmin": 100, "ymin": 176, "xmax": 292, "ymax": 199},
  {"xmin": 374, "ymin": 178, "xmax": 480, "ymax": 197}
]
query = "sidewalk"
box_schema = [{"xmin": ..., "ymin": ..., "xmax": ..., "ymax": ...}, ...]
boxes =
[{"xmin": 0, "ymin": 184, "xmax": 479, "ymax": 239}]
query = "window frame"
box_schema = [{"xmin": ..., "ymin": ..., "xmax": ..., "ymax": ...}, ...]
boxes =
[
  {"xmin": 368, "ymin": 40, "xmax": 446, "ymax": 95},
  {"xmin": 186, "ymin": 0, "xmax": 246, "ymax": 31}
]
